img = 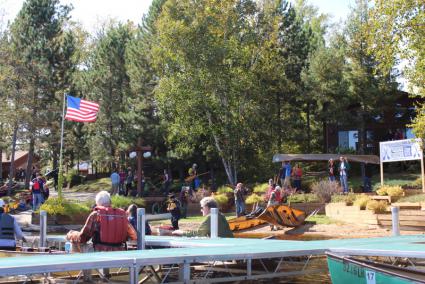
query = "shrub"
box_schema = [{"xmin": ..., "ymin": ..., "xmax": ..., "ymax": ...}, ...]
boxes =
[
  {"xmin": 213, "ymin": 194, "xmax": 229, "ymax": 206},
  {"xmin": 245, "ymin": 193, "xmax": 263, "ymax": 205},
  {"xmin": 111, "ymin": 195, "xmax": 145, "ymax": 209},
  {"xmin": 217, "ymin": 186, "xmax": 233, "ymax": 194},
  {"xmin": 331, "ymin": 193, "xmax": 356, "ymax": 205},
  {"xmin": 253, "ymin": 183, "xmax": 269, "ymax": 194},
  {"xmin": 354, "ymin": 195, "xmax": 372, "ymax": 209},
  {"xmin": 376, "ymin": 185, "xmax": 404, "ymax": 197},
  {"xmin": 287, "ymin": 193, "xmax": 319, "ymax": 203},
  {"xmin": 40, "ymin": 197, "xmax": 91, "ymax": 216},
  {"xmin": 367, "ymin": 200, "xmax": 388, "ymax": 213},
  {"xmin": 411, "ymin": 178, "xmax": 422, "ymax": 188},
  {"xmin": 311, "ymin": 180, "xmax": 341, "ymax": 203},
  {"xmin": 386, "ymin": 186, "xmax": 404, "ymax": 197}
]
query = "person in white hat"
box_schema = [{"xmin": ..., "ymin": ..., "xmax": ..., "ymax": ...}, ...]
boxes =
[{"xmin": 0, "ymin": 199, "xmax": 26, "ymax": 250}]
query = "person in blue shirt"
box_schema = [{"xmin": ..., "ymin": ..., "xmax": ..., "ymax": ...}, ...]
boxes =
[
  {"xmin": 283, "ymin": 162, "xmax": 292, "ymax": 189},
  {"xmin": 110, "ymin": 169, "xmax": 120, "ymax": 196}
]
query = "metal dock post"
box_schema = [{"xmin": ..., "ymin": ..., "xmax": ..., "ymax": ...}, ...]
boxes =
[
  {"xmin": 137, "ymin": 208, "xmax": 146, "ymax": 249},
  {"xmin": 391, "ymin": 206, "xmax": 400, "ymax": 236},
  {"xmin": 210, "ymin": 208, "xmax": 218, "ymax": 238}
]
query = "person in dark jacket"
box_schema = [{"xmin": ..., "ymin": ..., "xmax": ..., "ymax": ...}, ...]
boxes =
[
  {"xmin": 0, "ymin": 199, "xmax": 26, "ymax": 250},
  {"xmin": 167, "ymin": 194, "xmax": 181, "ymax": 230},
  {"xmin": 126, "ymin": 204, "xmax": 151, "ymax": 235}
]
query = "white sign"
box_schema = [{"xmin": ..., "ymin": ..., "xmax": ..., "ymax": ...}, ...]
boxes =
[
  {"xmin": 365, "ymin": 270, "xmax": 376, "ymax": 284},
  {"xmin": 380, "ymin": 139, "xmax": 423, "ymax": 163}
]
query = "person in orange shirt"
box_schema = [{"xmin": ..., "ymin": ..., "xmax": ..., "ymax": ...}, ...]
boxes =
[
  {"xmin": 66, "ymin": 191, "xmax": 137, "ymax": 252},
  {"xmin": 292, "ymin": 164, "xmax": 303, "ymax": 192}
]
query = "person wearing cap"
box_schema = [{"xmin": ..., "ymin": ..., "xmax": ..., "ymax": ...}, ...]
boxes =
[
  {"xmin": 166, "ymin": 193, "xmax": 181, "ymax": 230},
  {"xmin": 0, "ymin": 199, "xmax": 26, "ymax": 250},
  {"xmin": 172, "ymin": 197, "xmax": 233, "ymax": 238}
]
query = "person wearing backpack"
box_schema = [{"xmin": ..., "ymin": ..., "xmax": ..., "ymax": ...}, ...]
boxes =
[{"xmin": 31, "ymin": 174, "xmax": 45, "ymax": 211}]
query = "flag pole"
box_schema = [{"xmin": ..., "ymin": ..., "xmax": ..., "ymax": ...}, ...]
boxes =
[{"xmin": 57, "ymin": 93, "xmax": 67, "ymax": 199}]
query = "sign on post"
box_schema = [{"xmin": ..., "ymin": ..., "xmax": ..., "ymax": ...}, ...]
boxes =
[{"xmin": 379, "ymin": 139, "xmax": 424, "ymax": 192}]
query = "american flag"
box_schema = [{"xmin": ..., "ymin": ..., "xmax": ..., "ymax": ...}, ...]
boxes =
[{"xmin": 64, "ymin": 95, "xmax": 99, "ymax": 123}]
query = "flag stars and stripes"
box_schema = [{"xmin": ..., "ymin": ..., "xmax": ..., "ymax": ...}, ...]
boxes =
[{"xmin": 64, "ymin": 95, "xmax": 100, "ymax": 123}]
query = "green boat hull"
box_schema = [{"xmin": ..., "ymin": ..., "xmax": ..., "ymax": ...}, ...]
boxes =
[{"xmin": 327, "ymin": 254, "xmax": 424, "ymax": 284}]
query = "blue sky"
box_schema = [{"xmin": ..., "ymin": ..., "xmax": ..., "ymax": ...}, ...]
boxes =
[{"xmin": 1, "ymin": 0, "xmax": 354, "ymax": 32}]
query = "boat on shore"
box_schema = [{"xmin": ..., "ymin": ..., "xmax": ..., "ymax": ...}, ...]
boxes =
[
  {"xmin": 327, "ymin": 252, "xmax": 425, "ymax": 284},
  {"xmin": 228, "ymin": 205, "xmax": 306, "ymax": 231},
  {"xmin": 0, "ymin": 246, "xmax": 65, "ymax": 257}
]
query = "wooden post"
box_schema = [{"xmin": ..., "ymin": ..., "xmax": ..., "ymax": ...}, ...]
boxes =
[
  {"xmin": 134, "ymin": 138, "xmax": 152, "ymax": 197},
  {"xmin": 380, "ymin": 161, "xmax": 384, "ymax": 187},
  {"xmin": 136, "ymin": 138, "xmax": 143, "ymax": 197}
]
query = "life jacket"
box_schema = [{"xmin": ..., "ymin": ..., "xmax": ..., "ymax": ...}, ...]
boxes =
[
  {"xmin": 0, "ymin": 213, "xmax": 15, "ymax": 240},
  {"xmin": 94, "ymin": 206, "xmax": 128, "ymax": 245},
  {"xmin": 274, "ymin": 189, "xmax": 282, "ymax": 203},
  {"xmin": 31, "ymin": 178, "xmax": 43, "ymax": 193}
]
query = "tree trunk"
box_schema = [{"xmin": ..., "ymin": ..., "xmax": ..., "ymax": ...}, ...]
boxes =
[
  {"xmin": 8, "ymin": 125, "xmax": 18, "ymax": 195},
  {"xmin": 25, "ymin": 137, "xmax": 35, "ymax": 188},
  {"xmin": 323, "ymin": 119, "xmax": 328, "ymax": 153},
  {"xmin": 306, "ymin": 102, "xmax": 311, "ymax": 152},
  {"xmin": 0, "ymin": 148, "xmax": 3, "ymax": 183},
  {"xmin": 276, "ymin": 93, "xmax": 282, "ymax": 151},
  {"xmin": 359, "ymin": 110, "xmax": 366, "ymax": 184}
]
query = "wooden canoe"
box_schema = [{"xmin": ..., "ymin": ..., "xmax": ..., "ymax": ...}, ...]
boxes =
[
  {"xmin": 228, "ymin": 205, "xmax": 305, "ymax": 231},
  {"xmin": 257, "ymin": 205, "xmax": 306, "ymax": 228},
  {"xmin": 327, "ymin": 252, "xmax": 425, "ymax": 284},
  {"xmin": 0, "ymin": 247, "xmax": 65, "ymax": 257}
]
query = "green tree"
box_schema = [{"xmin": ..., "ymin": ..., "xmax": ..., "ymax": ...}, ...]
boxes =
[
  {"xmin": 83, "ymin": 22, "xmax": 136, "ymax": 168},
  {"xmin": 153, "ymin": 0, "xmax": 270, "ymax": 184},
  {"xmin": 9, "ymin": 0, "xmax": 75, "ymax": 191},
  {"xmin": 367, "ymin": 0, "xmax": 425, "ymax": 138}
]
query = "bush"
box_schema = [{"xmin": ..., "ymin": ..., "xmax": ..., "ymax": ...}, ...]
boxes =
[
  {"xmin": 331, "ymin": 193, "xmax": 356, "ymax": 205},
  {"xmin": 311, "ymin": 180, "xmax": 341, "ymax": 203},
  {"xmin": 245, "ymin": 193, "xmax": 263, "ymax": 205},
  {"xmin": 111, "ymin": 195, "xmax": 145, "ymax": 209},
  {"xmin": 354, "ymin": 195, "xmax": 372, "ymax": 209},
  {"xmin": 367, "ymin": 200, "xmax": 388, "ymax": 213},
  {"xmin": 253, "ymin": 183, "xmax": 269, "ymax": 194},
  {"xmin": 287, "ymin": 193, "xmax": 319, "ymax": 203},
  {"xmin": 40, "ymin": 197, "xmax": 91, "ymax": 216},
  {"xmin": 213, "ymin": 194, "xmax": 229, "ymax": 206},
  {"xmin": 376, "ymin": 185, "xmax": 404, "ymax": 197},
  {"xmin": 217, "ymin": 186, "xmax": 233, "ymax": 194}
]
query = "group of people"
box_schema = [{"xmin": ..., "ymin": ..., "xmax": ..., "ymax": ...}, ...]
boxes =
[
  {"xmin": 110, "ymin": 167, "xmax": 135, "ymax": 196},
  {"xmin": 65, "ymin": 191, "xmax": 232, "ymax": 253},
  {"xmin": 328, "ymin": 156, "xmax": 350, "ymax": 193},
  {"xmin": 279, "ymin": 162, "xmax": 303, "ymax": 192},
  {"xmin": 30, "ymin": 174, "xmax": 50, "ymax": 211}
]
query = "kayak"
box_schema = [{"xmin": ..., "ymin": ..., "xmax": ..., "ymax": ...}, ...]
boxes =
[
  {"xmin": 327, "ymin": 252, "xmax": 425, "ymax": 284},
  {"xmin": 228, "ymin": 205, "xmax": 305, "ymax": 231}
]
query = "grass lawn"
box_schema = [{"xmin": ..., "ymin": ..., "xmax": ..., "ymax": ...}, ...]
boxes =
[
  {"xmin": 306, "ymin": 215, "xmax": 344, "ymax": 225},
  {"xmin": 71, "ymin": 177, "xmax": 111, "ymax": 192},
  {"xmin": 346, "ymin": 173, "xmax": 420, "ymax": 192}
]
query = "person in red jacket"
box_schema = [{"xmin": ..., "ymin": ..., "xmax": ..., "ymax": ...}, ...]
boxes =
[{"xmin": 66, "ymin": 191, "xmax": 137, "ymax": 252}]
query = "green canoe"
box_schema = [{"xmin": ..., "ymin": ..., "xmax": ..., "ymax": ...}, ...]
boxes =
[{"xmin": 327, "ymin": 252, "xmax": 425, "ymax": 284}]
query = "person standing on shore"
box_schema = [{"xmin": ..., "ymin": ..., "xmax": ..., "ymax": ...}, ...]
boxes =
[
  {"xmin": 110, "ymin": 170, "xmax": 120, "ymax": 196},
  {"xmin": 339, "ymin": 157, "xmax": 350, "ymax": 193},
  {"xmin": 234, "ymin": 183, "xmax": 246, "ymax": 217},
  {"xmin": 125, "ymin": 168, "xmax": 134, "ymax": 196},
  {"xmin": 328, "ymin": 158, "xmax": 336, "ymax": 182}
]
